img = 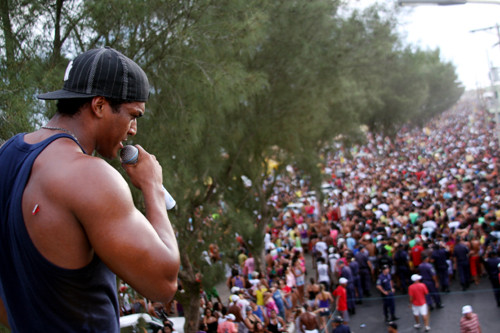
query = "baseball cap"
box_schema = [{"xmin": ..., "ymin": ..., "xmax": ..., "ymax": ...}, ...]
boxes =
[
  {"xmin": 339, "ymin": 277, "xmax": 348, "ymax": 284},
  {"xmin": 333, "ymin": 316, "xmax": 343, "ymax": 323},
  {"xmin": 411, "ymin": 274, "xmax": 422, "ymax": 282},
  {"xmin": 226, "ymin": 314, "xmax": 236, "ymax": 321},
  {"xmin": 37, "ymin": 47, "xmax": 149, "ymax": 102},
  {"xmin": 462, "ymin": 305, "xmax": 473, "ymax": 314}
]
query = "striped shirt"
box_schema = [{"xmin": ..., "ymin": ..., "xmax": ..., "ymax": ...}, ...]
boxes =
[{"xmin": 460, "ymin": 313, "xmax": 480, "ymax": 333}]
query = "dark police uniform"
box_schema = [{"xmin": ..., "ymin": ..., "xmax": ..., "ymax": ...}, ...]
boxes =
[
  {"xmin": 341, "ymin": 265, "xmax": 356, "ymax": 314},
  {"xmin": 431, "ymin": 246, "xmax": 450, "ymax": 292},
  {"xmin": 376, "ymin": 270, "xmax": 397, "ymax": 321},
  {"xmin": 484, "ymin": 254, "xmax": 500, "ymax": 307},
  {"xmin": 394, "ymin": 248, "xmax": 411, "ymax": 293},
  {"xmin": 418, "ymin": 261, "xmax": 442, "ymax": 308},
  {"xmin": 349, "ymin": 259, "xmax": 363, "ymax": 303},
  {"xmin": 453, "ymin": 242, "xmax": 470, "ymax": 290},
  {"xmin": 355, "ymin": 248, "xmax": 372, "ymax": 296}
]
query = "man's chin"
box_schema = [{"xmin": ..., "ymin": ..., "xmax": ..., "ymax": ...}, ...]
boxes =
[{"xmin": 97, "ymin": 148, "xmax": 118, "ymax": 160}]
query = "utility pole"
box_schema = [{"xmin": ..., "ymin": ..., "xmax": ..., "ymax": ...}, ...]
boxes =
[
  {"xmin": 399, "ymin": 0, "xmax": 500, "ymax": 4},
  {"xmin": 470, "ymin": 24, "xmax": 500, "ymax": 145},
  {"xmin": 398, "ymin": 0, "xmax": 500, "ymax": 5}
]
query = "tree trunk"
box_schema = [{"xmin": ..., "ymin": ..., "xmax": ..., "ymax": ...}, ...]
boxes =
[
  {"xmin": 177, "ymin": 250, "xmax": 202, "ymax": 333},
  {"xmin": 178, "ymin": 280, "xmax": 201, "ymax": 333},
  {"xmin": 253, "ymin": 246, "xmax": 266, "ymax": 276},
  {"xmin": 0, "ymin": 0, "xmax": 15, "ymax": 65}
]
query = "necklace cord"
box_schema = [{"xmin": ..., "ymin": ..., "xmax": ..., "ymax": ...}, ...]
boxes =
[{"xmin": 41, "ymin": 126, "xmax": 79, "ymax": 144}]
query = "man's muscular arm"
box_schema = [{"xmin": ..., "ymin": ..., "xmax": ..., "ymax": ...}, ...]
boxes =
[{"xmin": 70, "ymin": 145, "xmax": 180, "ymax": 302}]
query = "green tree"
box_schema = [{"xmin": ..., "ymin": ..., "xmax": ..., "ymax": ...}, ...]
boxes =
[
  {"xmin": 409, "ymin": 48, "xmax": 464, "ymax": 128},
  {"xmin": 0, "ymin": 1, "xmax": 466, "ymax": 333},
  {"xmin": 220, "ymin": 0, "xmax": 349, "ymax": 272},
  {"xmin": 124, "ymin": 1, "xmax": 271, "ymax": 331}
]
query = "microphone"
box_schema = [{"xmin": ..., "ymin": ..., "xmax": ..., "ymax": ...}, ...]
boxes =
[{"xmin": 120, "ymin": 145, "xmax": 177, "ymax": 210}]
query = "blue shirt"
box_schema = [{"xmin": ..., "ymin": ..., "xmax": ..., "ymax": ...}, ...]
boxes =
[
  {"xmin": 341, "ymin": 265, "xmax": 354, "ymax": 285},
  {"xmin": 418, "ymin": 262, "xmax": 436, "ymax": 282},
  {"xmin": 431, "ymin": 248, "xmax": 448, "ymax": 270},
  {"xmin": 484, "ymin": 257, "xmax": 500, "ymax": 279},
  {"xmin": 349, "ymin": 260, "xmax": 360, "ymax": 277},
  {"xmin": 346, "ymin": 237, "xmax": 356, "ymax": 251},
  {"xmin": 333, "ymin": 324, "xmax": 351, "ymax": 333},
  {"xmin": 454, "ymin": 243, "xmax": 469, "ymax": 263},
  {"xmin": 377, "ymin": 273, "xmax": 392, "ymax": 292},
  {"xmin": 355, "ymin": 250, "xmax": 370, "ymax": 270}
]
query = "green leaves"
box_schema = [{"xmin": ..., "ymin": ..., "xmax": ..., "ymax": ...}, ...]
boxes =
[{"xmin": 0, "ymin": 1, "xmax": 464, "ymax": 329}]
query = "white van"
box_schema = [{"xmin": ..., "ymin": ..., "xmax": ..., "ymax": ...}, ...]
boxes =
[{"xmin": 119, "ymin": 314, "xmax": 185, "ymax": 333}]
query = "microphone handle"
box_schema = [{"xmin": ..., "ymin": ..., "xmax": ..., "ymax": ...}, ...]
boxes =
[
  {"xmin": 162, "ymin": 185, "xmax": 177, "ymax": 210},
  {"xmin": 121, "ymin": 145, "xmax": 176, "ymax": 210}
]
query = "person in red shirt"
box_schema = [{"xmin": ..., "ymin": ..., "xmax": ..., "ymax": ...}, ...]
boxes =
[
  {"xmin": 460, "ymin": 305, "xmax": 481, "ymax": 333},
  {"xmin": 332, "ymin": 277, "xmax": 349, "ymax": 324},
  {"xmin": 408, "ymin": 274, "xmax": 430, "ymax": 331},
  {"xmin": 411, "ymin": 240, "xmax": 424, "ymax": 270},
  {"xmin": 217, "ymin": 314, "xmax": 237, "ymax": 333}
]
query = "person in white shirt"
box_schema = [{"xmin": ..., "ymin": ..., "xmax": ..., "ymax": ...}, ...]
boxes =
[
  {"xmin": 317, "ymin": 257, "xmax": 331, "ymax": 291},
  {"xmin": 315, "ymin": 240, "xmax": 328, "ymax": 261}
]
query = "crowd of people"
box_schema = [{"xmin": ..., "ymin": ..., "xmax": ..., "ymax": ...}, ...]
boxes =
[
  {"xmin": 185, "ymin": 96, "xmax": 498, "ymax": 333},
  {"xmin": 124, "ymin": 95, "xmax": 500, "ymax": 333}
]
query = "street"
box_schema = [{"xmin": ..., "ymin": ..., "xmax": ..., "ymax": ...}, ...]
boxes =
[
  {"xmin": 340, "ymin": 277, "xmax": 498, "ymax": 333},
  {"xmin": 216, "ymin": 251, "xmax": 500, "ymax": 333}
]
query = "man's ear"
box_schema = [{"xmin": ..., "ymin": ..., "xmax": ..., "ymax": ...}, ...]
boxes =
[{"xmin": 91, "ymin": 96, "xmax": 107, "ymax": 118}]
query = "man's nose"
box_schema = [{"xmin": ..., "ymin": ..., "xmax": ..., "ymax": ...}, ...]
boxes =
[{"xmin": 128, "ymin": 120, "xmax": 137, "ymax": 136}]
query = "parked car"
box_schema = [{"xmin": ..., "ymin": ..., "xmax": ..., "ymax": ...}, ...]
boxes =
[
  {"xmin": 284, "ymin": 202, "xmax": 303, "ymax": 215},
  {"xmin": 120, "ymin": 313, "xmax": 163, "ymax": 333},
  {"xmin": 120, "ymin": 314, "xmax": 185, "ymax": 333},
  {"xmin": 321, "ymin": 182, "xmax": 335, "ymax": 195}
]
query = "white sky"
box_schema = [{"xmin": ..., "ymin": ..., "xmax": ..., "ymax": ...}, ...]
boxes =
[{"xmin": 350, "ymin": 0, "xmax": 500, "ymax": 90}]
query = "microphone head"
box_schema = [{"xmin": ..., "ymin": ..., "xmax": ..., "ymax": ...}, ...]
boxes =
[{"xmin": 120, "ymin": 145, "xmax": 139, "ymax": 164}]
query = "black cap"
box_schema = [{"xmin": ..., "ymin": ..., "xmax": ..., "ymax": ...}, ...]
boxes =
[
  {"xmin": 333, "ymin": 316, "xmax": 343, "ymax": 323},
  {"xmin": 38, "ymin": 47, "xmax": 149, "ymax": 102}
]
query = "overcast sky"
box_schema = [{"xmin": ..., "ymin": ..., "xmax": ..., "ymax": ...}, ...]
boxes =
[{"xmin": 352, "ymin": 0, "xmax": 500, "ymax": 90}]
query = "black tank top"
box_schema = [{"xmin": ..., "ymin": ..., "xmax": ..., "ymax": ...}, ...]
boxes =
[{"xmin": 0, "ymin": 133, "xmax": 119, "ymax": 332}]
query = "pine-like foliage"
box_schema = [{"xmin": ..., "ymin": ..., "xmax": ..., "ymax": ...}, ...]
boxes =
[{"xmin": 0, "ymin": 1, "xmax": 463, "ymax": 332}]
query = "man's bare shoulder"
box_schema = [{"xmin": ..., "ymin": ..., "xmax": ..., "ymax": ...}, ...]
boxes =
[{"xmin": 35, "ymin": 140, "xmax": 129, "ymax": 206}]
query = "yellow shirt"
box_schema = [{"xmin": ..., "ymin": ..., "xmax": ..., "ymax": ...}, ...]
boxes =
[{"xmin": 255, "ymin": 287, "xmax": 267, "ymax": 306}]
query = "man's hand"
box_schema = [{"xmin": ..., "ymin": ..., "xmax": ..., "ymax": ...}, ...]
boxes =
[{"xmin": 121, "ymin": 145, "xmax": 163, "ymax": 192}]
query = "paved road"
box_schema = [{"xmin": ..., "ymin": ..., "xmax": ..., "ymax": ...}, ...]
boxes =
[
  {"xmin": 216, "ymin": 253, "xmax": 500, "ymax": 333},
  {"xmin": 339, "ymin": 278, "xmax": 498, "ymax": 333}
]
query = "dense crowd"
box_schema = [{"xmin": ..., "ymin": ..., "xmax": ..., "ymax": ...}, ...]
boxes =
[{"xmin": 122, "ymin": 96, "xmax": 500, "ymax": 333}]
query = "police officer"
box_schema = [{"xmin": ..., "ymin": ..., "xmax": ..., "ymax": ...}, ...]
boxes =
[
  {"xmin": 338, "ymin": 259, "xmax": 356, "ymax": 315},
  {"xmin": 418, "ymin": 255, "xmax": 443, "ymax": 310},
  {"xmin": 355, "ymin": 245, "xmax": 373, "ymax": 297},
  {"xmin": 483, "ymin": 250, "xmax": 500, "ymax": 307},
  {"xmin": 376, "ymin": 265, "xmax": 399, "ymax": 322},
  {"xmin": 431, "ymin": 242, "xmax": 450, "ymax": 293},
  {"xmin": 393, "ymin": 244, "xmax": 411, "ymax": 294},
  {"xmin": 348, "ymin": 252, "xmax": 363, "ymax": 304},
  {"xmin": 331, "ymin": 315, "xmax": 351, "ymax": 333},
  {"xmin": 453, "ymin": 236, "xmax": 470, "ymax": 291}
]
